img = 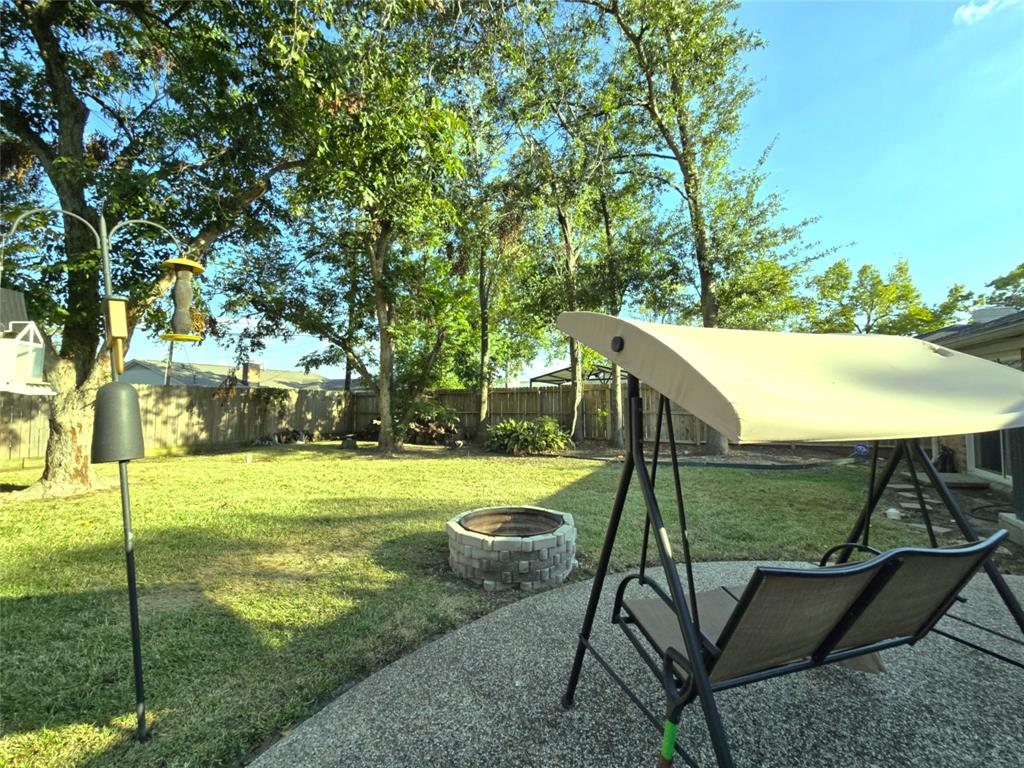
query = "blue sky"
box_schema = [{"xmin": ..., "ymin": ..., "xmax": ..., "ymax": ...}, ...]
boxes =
[{"xmin": 131, "ymin": 0, "xmax": 1024, "ymax": 379}]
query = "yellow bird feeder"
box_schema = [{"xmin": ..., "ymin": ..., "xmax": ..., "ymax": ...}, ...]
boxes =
[{"xmin": 160, "ymin": 256, "xmax": 205, "ymax": 342}]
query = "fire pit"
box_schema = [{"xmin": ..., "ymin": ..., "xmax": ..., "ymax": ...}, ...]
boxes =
[{"xmin": 447, "ymin": 506, "xmax": 576, "ymax": 592}]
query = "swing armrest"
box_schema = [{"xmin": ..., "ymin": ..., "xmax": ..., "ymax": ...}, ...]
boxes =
[{"xmin": 819, "ymin": 543, "xmax": 882, "ymax": 567}]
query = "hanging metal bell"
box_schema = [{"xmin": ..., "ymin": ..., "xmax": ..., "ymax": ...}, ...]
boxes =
[{"xmin": 92, "ymin": 381, "xmax": 145, "ymax": 463}]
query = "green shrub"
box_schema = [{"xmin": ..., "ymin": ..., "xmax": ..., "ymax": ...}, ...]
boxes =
[
  {"xmin": 485, "ymin": 417, "xmax": 573, "ymax": 455},
  {"xmin": 406, "ymin": 400, "xmax": 461, "ymax": 446}
]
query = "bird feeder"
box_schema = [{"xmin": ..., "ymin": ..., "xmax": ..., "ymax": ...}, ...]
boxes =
[{"xmin": 159, "ymin": 257, "xmax": 205, "ymax": 342}]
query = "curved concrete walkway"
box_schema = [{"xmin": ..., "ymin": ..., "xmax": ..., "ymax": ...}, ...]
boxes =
[{"xmin": 253, "ymin": 562, "xmax": 1024, "ymax": 768}]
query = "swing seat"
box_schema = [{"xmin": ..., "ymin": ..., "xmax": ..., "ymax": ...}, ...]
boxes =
[{"xmin": 616, "ymin": 531, "xmax": 1007, "ymax": 691}]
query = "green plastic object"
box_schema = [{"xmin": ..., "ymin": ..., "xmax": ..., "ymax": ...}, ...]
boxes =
[
  {"xmin": 661, "ymin": 720, "xmax": 679, "ymax": 761},
  {"xmin": 92, "ymin": 381, "xmax": 145, "ymax": 463}
]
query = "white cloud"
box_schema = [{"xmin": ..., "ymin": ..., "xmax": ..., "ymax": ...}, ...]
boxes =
[{"xmin": 954, "ymin": 0, "xmax": 1021, "ymax": 25}]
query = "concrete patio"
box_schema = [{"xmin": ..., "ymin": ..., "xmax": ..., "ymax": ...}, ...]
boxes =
[{"xmin": 252, "ymin": 562, "xmax": 1024, "ymax": 768}]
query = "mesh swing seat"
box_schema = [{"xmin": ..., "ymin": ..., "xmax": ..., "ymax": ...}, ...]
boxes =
[{"xmin": 616, "ymin": 532, "xmax": 1006, "ymax": 691}]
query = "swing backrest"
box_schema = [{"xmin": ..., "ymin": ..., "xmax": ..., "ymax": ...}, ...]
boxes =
[
  {"xmin": 709, "ymin": 531, "xmax": 1006, "ymax": 683},
  {"xmin": 709, "ymin": 560, "xmax": 883, "ymax": 681},
  {"xmin": 834, "ymin": 533, "xmax": 1005, "ymax": 650}
]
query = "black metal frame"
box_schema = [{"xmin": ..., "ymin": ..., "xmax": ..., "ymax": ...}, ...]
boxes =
[
  {"xmin": 837, "ymin": 439, "xmax": 1024, "ymax": 641},
  {"xmin": 561, "ymin": 374, "xmax": 1024, "ymax": 767}
]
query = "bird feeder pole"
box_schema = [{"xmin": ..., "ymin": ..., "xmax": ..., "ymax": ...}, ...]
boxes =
[{"xmin": 2, "ymin": 207, "xmax": 187, "ymax": 742}]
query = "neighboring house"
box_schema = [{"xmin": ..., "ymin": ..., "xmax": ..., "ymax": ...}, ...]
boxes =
[
  {"xmin": 920, "ymin": 306, "xmax": 1023, "ymax": 486},
  {"xmin": 0, "ymin": 287, "xmax": 56, "ymax": 396},
  {"xmin": 121, "ymin": 359, "xmax": 329, "ymax": 390}
]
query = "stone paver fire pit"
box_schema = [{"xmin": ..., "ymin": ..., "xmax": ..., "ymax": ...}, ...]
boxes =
[{"xmin": 446, "ymin": 506, "xmax": 576, "ymax": 592}]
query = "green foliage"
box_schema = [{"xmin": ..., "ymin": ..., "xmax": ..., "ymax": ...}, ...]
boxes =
[
  {"xmin": 405, "ymin": 399, "xmax": 461, "ymax": 445},
  {"xmin": 985, "ymin": 264, "xmax": 1024, "ymax": 310},
  {"xmin": 1, "ymin": 0, "xmax": 334, "ymax": 362},
  {"xmin": 485, "ymin": 416, "xmax": 573, "ymax": 455},
  {"xmin": 803, "ymin": 258, "xmax": 973, "ymax": 335}
]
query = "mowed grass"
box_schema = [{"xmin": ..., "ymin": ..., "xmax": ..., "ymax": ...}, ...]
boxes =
[{"xmin": 0, "ymin": 446, "xmax": 923, "ymax": 767}]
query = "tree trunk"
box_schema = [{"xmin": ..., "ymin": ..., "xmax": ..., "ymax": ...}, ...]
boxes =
[
  {"xmin": 609, "ymin": 362, "xmax": 624, "ymax": 449},
  {"xmin": 38, "ymin": 356, "xmax": 99, "ymax": 491},
  {"xmin": 477, "ymin": 247, "xmax": 490, "ymax": 442},
  {"xmin": 568, "ymin": 337, "xmax": 585, "ymax": 442},
  {"xmin": 676, "ymin": 111, "xmax": 727, "ymax": 454},
  {"xmin": 598, "ymin": 191, "xmax": 624, "ymax": 449},
  {"xmin": 554, "ymin": 197, "xmax": 584, "ymax": 442},
  {"xmin": 368, "ymin": 220, "xmax": 396, "ymax": 453}
]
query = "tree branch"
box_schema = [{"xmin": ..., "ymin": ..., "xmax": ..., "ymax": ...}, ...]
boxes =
[
  {"xmin": 125, "ymin": 157, "xmax": 307, "ymax": 335},
  {"xmin": 0, "ymin": 99, "xmax": 56, "ymax": 171}
]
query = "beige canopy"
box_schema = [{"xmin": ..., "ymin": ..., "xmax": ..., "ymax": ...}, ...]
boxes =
[{"xmin": 557, "ymin": 311, "xmax": 1024, "ymax": 444}]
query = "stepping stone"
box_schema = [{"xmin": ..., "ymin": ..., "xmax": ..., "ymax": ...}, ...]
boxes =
[
  {"xmin": 899, "ymin": 500, "xmax": 935, "ymax": 512},
  {"xmin": 888, "ymin": 483, "xmax": 916, "ymax": 491},
  {"xmin": 897, "ymin": 491, "xmax": 939, "ymax": 503},
  {"xmin": 883, "ymin": 508, "xmax": 902, "ymax": 520},
  {"xmin": 907, "ymin": 523, "xmax": 953, "ymax": 535},
  {"xmin": 900, "ymin": 472, "xmax": 990, "ymax": 489}
]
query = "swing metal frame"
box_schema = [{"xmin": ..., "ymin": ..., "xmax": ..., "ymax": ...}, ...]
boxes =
[{"xmin": 561, "ymin": 374, "xmax": 1024, "ymax": 768}]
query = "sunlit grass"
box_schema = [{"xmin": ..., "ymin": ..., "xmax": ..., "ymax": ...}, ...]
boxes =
[{"xmin": 0, "ymin": 445, "xmax": 920, "ymax": 767}]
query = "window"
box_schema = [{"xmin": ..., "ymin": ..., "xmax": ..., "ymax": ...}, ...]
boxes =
[{"xmin": 972, "ymin": 430, "xmax": 1011, "ymax": 479}]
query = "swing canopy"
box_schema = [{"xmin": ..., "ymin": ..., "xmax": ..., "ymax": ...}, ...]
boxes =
[{"xmin": 557, "ymin": 311, "xmax": 1024, "ymax": 444}]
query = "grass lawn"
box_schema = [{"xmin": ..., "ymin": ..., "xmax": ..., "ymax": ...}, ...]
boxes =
[{"xmin": 0, "ymin": 445, "xmax": 925, "ymax": 768}]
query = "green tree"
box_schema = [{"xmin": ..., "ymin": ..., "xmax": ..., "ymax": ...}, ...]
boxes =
[
  {"xmin": 1, "ymin": 0, "xmax": 334, "ymax": 492},
  {"xmin": 984, "ymin": 263, "xmax": 1024, "ymax": 310},
  {"xmin": 450, "ymin": 141, "xmax": 546, "ymax": 438},
  {"xmin": 587, "ymin": 173, "xmax": 671, "ymax": 446},
  {"xmin": 804, "ymin": 258, "xmax": 973, "ymax": 335},
  {"xmin": 573, "ymin": 0, "xmax": 820, "ymax": 453}
]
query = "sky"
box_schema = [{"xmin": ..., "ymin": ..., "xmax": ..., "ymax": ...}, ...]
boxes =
[{"xmin": 129, "ymin": 0, "xmax": 1024, "ymax": 381}]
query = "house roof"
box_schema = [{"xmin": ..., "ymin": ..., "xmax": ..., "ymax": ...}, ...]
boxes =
[
  {"xmin": 1, "ymin": 287, "xmax": 29, "ymax": 327},
  {"xmin": 918, "ymin": 310, "xmax": 1024, "ymax": 348},
  {"xmin": 124, "ymin": 359, "xmax": 329, "ymax": 389},
  {"xmin": 557, "ymin": 311, "xmax": 1024, "ymax": 444}
]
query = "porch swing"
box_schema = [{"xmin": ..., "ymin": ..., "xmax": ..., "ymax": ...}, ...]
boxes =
[{"xmin": 556, "ymin": 312, "xmax": 1024, "ymax": 768}]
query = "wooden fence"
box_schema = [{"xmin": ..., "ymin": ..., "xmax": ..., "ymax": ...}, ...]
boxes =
[
  {"xmin": 1, "ymin": 385, "xmax": 352, "ymax": 462},
  {"xmin": 354, "ymin": 384, "xmax": 615, "ymax": 441},
  {"xmin": 1, "ymin": 381, "xmax": 711, "ymax": 462}
]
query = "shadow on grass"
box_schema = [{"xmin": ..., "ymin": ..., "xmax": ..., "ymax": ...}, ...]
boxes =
[{"xmin": 0, "ymin": 519, "xmax": 492, "ymax": 768}]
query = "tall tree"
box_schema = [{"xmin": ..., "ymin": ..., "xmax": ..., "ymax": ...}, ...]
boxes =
[
  {"xmin": 573, "ymin": 0, "xmax": 761, "ymax": 326},
  {"xmin": 569, "ymin": 0, "xmax": 811, "ymax": 454},
  {"xmin": 803, "ymin": 258, "xmax": 973, "ymax": 335},
  {"xmin": 1, "ymin": 0, "xmax": 331, "ymax": 492},
  {"xmin": 985, "ymin": 264, "xmax": 1024, "ymax": 310},
  {"xmin": 588, "ymin": 173, "xmax": 669, "ymax": 446},
  {"xmin": 501, "ymin": 6, "xmax": 609, "ymax": 441}
]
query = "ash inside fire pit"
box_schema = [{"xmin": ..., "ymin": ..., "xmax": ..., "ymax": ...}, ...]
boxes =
[
  {"xmin": 446, "ymin": 506, "xmax": 576, "ymax": 592},
  {"xmin": 460, "ymin": 507, "xmax": 562, "ymax": 537}
]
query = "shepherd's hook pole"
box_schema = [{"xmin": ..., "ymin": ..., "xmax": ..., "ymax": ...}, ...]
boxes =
[{"xmin": 99, "ymin": 212, "xmax": 149, "ymax": 741}]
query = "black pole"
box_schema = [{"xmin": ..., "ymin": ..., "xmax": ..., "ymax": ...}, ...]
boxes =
[
  {"xmin": 910, "ymin": 440, "xmax": 1024, "ymax": 634},
  {"xmin": 837, "ymin": 442, "xmax": 905, "ymax": 564},
  {"xmin": 119, "ymin": 460, "xmax": 148, "ymax": 740},
  {"xmin": 860, "ymin": 441, "xmax": 880, "ymax": 547},
  {"xmin": 902, "ymin": 441, "xmax": 939, "ymax": 548},
  {"xmin": 562, "ymin": 404, "xmax": 636, "ymax": 709},
  {"xmin": 663, "ymin": 397, "xmax": 699, "ymax": 633},
  {"xmin": 100, "ymin": 213, "xmax": 148, "ymax": 740},
  {"xmin": 640, "ymin": 393, "xmax": 666, "ymax": 585},
  {"xmin": 629, "ymin": 386, "xmax": 734, "ymax": 768}
]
